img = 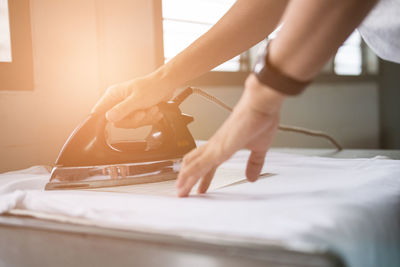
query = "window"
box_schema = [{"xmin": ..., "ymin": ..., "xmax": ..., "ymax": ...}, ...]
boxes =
[
  {"xmin": 319, "ymin": 30, "xmax": 378, "ymax": 81},
  {"xmin": 157, "ymin": 0, "xmax": 250, "ymax": 85},
  {"xmin": 156, "ymin": 1, "xmax": 378, "ymax": 85},
  {"xmin": 0, "ymin": 0, "xmax": 34, "ymax": 91},
  {"xmin": 0, "ymin": 0, "xmax": 11, "ymax": 62},
  {"xmin": 334, "ymin": 31, "xmax": 362, "ymax": 75},
  {"xmin": 161, "ymin": 0, "xmax": 250, "ymax": 72}
]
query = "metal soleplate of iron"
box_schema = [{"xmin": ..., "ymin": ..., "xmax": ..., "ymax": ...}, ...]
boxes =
[{"xmin": 45, "ymin": 159, "xmax": 181, "ymax": 190}]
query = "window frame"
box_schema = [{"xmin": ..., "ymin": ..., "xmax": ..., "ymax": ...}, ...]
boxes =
[{"xmin": 0, "ymin": 0, "xmax": 34, "ymax": 91}]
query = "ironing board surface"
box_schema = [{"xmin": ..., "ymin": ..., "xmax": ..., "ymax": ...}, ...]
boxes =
[
  {"xmin": 87, "ymin": 168, "xmax": 273, "ymax": 196},
  {"xmin": 0, "ymin": 147, "xmax": 399, "ymax": 267}
]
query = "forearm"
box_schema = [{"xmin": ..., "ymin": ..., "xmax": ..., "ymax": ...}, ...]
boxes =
[
  {"xmin": 153, "ymin": 0, "xmax": 288, "ymax": 89},
  {"xmin": 269, "ymin": 0, "xmax": 377, "ymax": 81}
]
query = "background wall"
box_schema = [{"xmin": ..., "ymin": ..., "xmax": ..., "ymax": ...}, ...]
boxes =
[
  {"xmin": 0, "ymin": 0, "xmax": 386, "ymax": 173},
  {"xmin": 180, "ymin": 82, "xmax": 379, "ymax": 149},
  {"xmin": 0, "ymin": 0, "xmax": 158, "ymax": 172}
]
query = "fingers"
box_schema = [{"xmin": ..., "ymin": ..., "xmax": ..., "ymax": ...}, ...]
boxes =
[
  {"xmin": 245, "ymin": 150, "xmax": 267, "ymax": 182},
  {"xmin": 176, "ymin": 147, "xmax": 268, "ymax": 197},
  {"xmin": 114, "ymin": 106, "xmax": 164, "ymax": 129},
  {"xmin": 91, "ymin": 76, "xmax": 175, "ymax": 125},
  {"xmin": 114, "ymin": 111, "xmax": 144, "ymax": 128},
  {"xmin": 107, "ymin": 95, "xmax": 165, "ymax": 123},
  {"xmin": 129, "ymin": 110, "xmax": 147, "ymax": 124},
  {"xmin": 139, "ymin": 106, "xmax": 164, "ymax": 126},
  {"xmin": 91, "ymin": 89, "xmax": 115, "ymax": 115},
  {"xmin": 104, "ymin": 86, "xmax": 171, "ymax": 123},
  {"xmin": 106, "ymin": 93, "xmax": 143, "ymax": 122},
  {"xmin": 176, "ymin": 144, "xmax": 220, "ymax": 197},
  {"xmin": 197, "ymin": 167, "xmax": 217, "ymax": 194},
  {"xmin": 91, "ymin": 84, "xmax": 129, "ymax": 115}
]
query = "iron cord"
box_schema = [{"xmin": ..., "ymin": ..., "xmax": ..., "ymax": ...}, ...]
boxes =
[{"xmin": 174, "ymin": 87, "xmax": 343, "ymax": 151}]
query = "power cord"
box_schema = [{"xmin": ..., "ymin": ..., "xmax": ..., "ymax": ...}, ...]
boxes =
[{"xmin": 174, "ymin": 87, "xmax": 343, "ymax": 151}]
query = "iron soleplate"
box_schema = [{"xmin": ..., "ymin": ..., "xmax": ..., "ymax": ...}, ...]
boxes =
[{"xmin": 45, "ymin": 159, "xmax": 181, "ymax": 190}]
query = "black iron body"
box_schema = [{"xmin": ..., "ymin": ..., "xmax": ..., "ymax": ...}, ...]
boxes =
[{"xmin": 54, "ymin": 101, "xmax": 196, "ymax": 168}]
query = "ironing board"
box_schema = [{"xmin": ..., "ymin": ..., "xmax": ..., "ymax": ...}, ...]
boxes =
[{"xmin": 0, "ymin": 148, "xmax": 399, "ymax": 267}]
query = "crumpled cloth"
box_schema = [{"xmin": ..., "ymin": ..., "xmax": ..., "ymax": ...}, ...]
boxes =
[{"xmin": 0, "ymin": 150, "xmax": 399, "ymax": 267}]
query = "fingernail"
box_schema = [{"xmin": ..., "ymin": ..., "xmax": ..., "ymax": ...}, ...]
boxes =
[{"xmin": 177, "ymin": 187, "xmax": 188, "ymax": 197}]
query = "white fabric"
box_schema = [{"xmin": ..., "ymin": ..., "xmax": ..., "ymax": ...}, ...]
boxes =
[
  {"xmin": 0, "ymin": 151, "xmax": 399, "ymax": 267},
  {"xmin": 358, "ymin": 0, "xmax": 400, "ymax": 63}
]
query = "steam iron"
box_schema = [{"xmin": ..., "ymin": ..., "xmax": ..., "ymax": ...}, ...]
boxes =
[{"xmin": 45, "ymin": 92, "xmax": 196, "ymax": 190}]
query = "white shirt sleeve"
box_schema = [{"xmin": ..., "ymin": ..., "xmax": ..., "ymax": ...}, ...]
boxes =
[{"xmin": 358, "ymin": 0, "xmax": 400, "ymax": 63}]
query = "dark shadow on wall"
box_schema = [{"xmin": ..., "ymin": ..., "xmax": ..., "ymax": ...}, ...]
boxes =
[{"xmin": 379, "ymin": 59, "xmax": 400, "ymax": 149}]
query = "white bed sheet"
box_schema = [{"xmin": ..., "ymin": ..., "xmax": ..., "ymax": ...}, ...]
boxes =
[{"xmin": 0, "ymin": 149, "xmax": 399, "ymax": 267}]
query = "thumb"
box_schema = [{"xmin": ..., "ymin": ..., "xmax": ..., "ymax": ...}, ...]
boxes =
[{"xmin": 246, "ymin": 150, "xmax": 267, "ymax": 182}]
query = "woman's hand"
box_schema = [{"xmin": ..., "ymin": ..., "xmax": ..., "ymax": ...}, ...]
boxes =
[
  {"xmin": 176, "ymin": 74, "xmax": 286, "ymax": 197},
  {"xmin": 91, "ymin": 74, "xmax": 174, "ymax": 128}
]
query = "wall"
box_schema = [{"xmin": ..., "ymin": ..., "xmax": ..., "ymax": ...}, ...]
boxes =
[
  {"xmin": 0, "ymin": 0, "xmax": 157, "ymax": 172},
  {"xmin": 379, "ymin": 59, "xmax": 400, "ymax": 149},
  {"xmin": 180, "ymin": 81, "xmax": 380, "ymax": 149}
]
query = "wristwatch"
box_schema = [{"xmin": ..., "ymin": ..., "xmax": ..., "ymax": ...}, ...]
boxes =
[{"xmin": 253, "ymin": 39, "xmax": 311, "ymax": 96}]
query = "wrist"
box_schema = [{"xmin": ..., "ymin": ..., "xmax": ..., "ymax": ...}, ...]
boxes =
[
  {"xmin": 144, "ymin": 68, "xmax": 176, "ymax": 94},
  {"xmin": 150, "ymin": 64, "xmax": 182, "ymax": 92},
  {"xmin": 243, "ymin": 74, "xmax": 286, "ymax": 115},
  {"xmin": 253, "ymin": 39, "xmax": 311, "ymax": 96}
]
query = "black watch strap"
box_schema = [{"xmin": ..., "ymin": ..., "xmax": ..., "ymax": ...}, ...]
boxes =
[{"xmin": 253, "ymin": 40, "xmax": 311, "ymax": 96}]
